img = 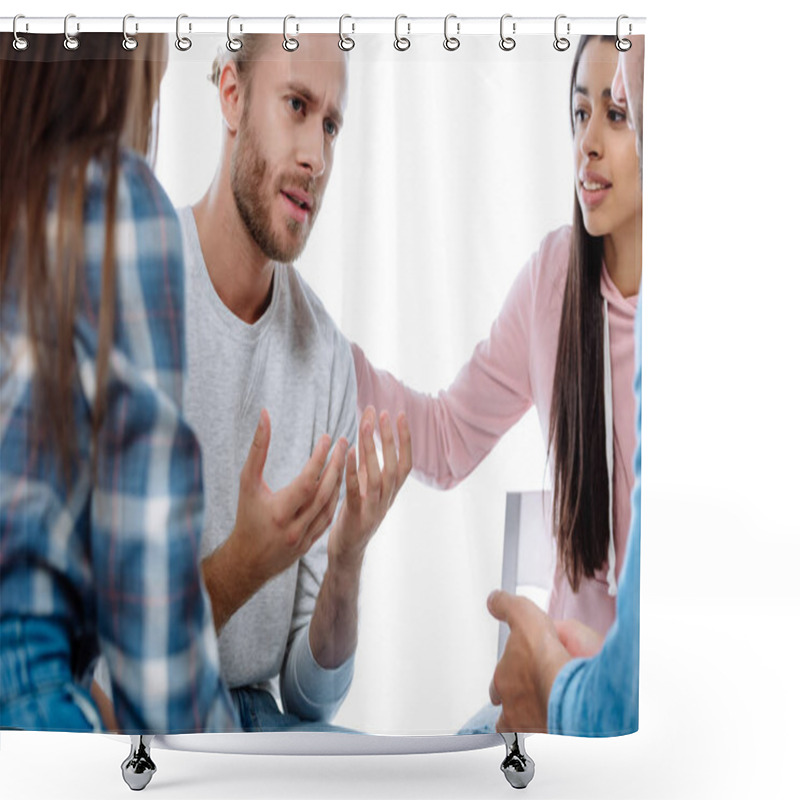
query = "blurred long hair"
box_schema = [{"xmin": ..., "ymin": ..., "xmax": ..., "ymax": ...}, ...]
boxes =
[{"xmin": 0, "ymin": 33, "xmax": 167, "ymax": 479}]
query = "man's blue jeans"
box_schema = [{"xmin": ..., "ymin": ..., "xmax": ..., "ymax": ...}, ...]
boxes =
[{"xmin": 230, "ymin": 685, "xmax": 357, "ymax": 733}]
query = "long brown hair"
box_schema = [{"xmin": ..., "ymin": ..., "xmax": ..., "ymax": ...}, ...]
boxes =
[
  {"xmin": 0, "ymin": 33, "xmax": 167, "ymax": 480},
  {"xmin": 548, "ymin": 36, "xmax": 617, "ymax": 591}
]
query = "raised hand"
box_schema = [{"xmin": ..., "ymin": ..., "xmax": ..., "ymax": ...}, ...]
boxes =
[
  {"xmin": 203, "ymin": 408, "xmax": 347, "ymax": 631},
  {"xmin": 327, "ymin": 406, "xmax": 412, "ymax": 569},
  {"xmin": 306, "ymin": 406, "xmax": 412, "ymax": 670}
]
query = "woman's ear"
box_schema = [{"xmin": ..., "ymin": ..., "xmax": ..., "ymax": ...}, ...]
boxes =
[{"xmin": 219, "ymin": 60, "xmax": 243, "ymax": 134}]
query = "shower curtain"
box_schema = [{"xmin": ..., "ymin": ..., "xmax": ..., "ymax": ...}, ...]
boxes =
[{"xmin": 0, "ymin": 16, "xmax": 643, "ymax": 750}]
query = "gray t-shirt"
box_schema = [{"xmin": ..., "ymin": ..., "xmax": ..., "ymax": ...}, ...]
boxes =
[{"xmin": 179, "ymin": 206, "xmax": 357, "ymax": 714}]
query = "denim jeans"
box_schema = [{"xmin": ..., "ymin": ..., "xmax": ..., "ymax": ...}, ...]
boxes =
[
  {"xmin": 230, "ymin": 685, "xmax": 357, "ymax": 733},
  {"xmin": 0, "ymin": 617, "xmax": 103, "ymax": 732}
]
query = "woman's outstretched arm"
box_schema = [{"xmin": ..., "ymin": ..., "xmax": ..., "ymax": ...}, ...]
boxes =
[{"xmin": 351, "ymin": 249, "xmax": 544, "ymax": 490}]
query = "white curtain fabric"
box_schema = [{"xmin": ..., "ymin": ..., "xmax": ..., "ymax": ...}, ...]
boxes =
[{"xmin": 156, "ymin": 34, "xmax": 575, "ymax": 734}]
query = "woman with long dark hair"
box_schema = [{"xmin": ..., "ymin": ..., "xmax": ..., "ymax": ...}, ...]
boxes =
[
  {"xmin": 352, "ymin": 35, "xmax": 642, "ymax": 637},
  {"xmin": 0, "ymin": 34, "xmax": 236, "ymax": 733}
]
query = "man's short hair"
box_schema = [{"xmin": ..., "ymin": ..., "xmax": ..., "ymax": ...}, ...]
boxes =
[{"xmin": 209, "ymin": 34, "xmax": 270, "ymax": 91}]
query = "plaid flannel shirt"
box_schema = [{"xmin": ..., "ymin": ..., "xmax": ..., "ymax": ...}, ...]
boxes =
[{"xmin": 0, "ymin": 150, "xmax": 238, "ymax": 734}]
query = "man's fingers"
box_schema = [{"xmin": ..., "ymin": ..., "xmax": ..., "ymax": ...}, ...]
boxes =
[
  {"xmin": 360, "ymin": 409, "xmax": 381, "ymax": 505},
  {"xmin": 242, "ymin": 409, "xmax": 271, "ymax": 488},
  {"xmin": 319, "ymin": 436, "xmax": 348, "ymax": 504},
  {"xmin": 285, "ymin": 433, "xmax": 333, "ymax": 515},
  {"xmin": 384, "ymin": 412, "xmax": 411, "ymax": 510},
  {"xmin": 487, "ymin": 589, "xmax": 515, "ymax": 625},
  {"xmin": 297, "ymin": 436, "xmax": 347, "ymax": 523},
  {"xmin": 554, "ymin": 620, "xmax": 578, "ymax": 653},
  {"xmin": 357, "ymin": 406, "xmax": 373, "ymax": 487},
  {"xmin": 302, "ymin": 452, "xmax": 346, "ymax": 549},
  {"xmin": 554, "ymin": 618, "xmax": 604, "ymax": 659},
  {"xmin": 378, "ymin": 411, "xmax": 398, "ymax": 501},
  {"xmin": 344, "ymin": 446, "xmax": 360, "ymax": 511},
  {"xmin": 396, "ymin": 412, "xmax": 412, "ymax": 489},
  {"xmin": 489, "ymin": 674, "xmax": 502, "ymax": 707}
]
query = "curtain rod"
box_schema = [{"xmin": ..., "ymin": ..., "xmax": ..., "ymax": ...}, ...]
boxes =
[{"xmin": 1, "ymin": 16, "xmax": 646, "ymax": 37}]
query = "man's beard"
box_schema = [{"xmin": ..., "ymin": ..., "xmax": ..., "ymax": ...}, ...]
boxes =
[{"xmin": 230, "ymin": 114, "xmax": 317, "ymax": 264}]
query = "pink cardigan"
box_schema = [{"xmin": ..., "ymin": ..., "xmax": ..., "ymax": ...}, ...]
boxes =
[{"xmin": 351, "ymin": 226, "xmax": 638, "ymax": 635}]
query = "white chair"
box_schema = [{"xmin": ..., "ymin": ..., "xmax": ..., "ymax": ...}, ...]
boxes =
[{"xmin": 497, "ymin": 490, "xmax": 555, "ymax": 659}]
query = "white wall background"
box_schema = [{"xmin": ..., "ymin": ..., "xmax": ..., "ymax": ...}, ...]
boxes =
[{"xmin": 3, "ymin": 0, "xmax": 799, "ymax": 798}]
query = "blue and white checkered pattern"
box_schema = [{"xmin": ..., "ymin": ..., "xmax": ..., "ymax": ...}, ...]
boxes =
[{"xmin": 0, "ymin": 150, "xmax": 238, "ymax": 734}]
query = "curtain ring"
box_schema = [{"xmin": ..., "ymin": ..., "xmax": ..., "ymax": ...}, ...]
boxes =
[
  {"xmin": 553, "ymin": 14, "xmax": 570, "ymax": 52},
  {"xmin": 12, "ymin": 15, "xmax": 29, "ymax": 51},
  {"xmin": 175, "ymin": 14, "xmax": 192, "ymax": 51},
  {"xmin": 499, "ymin": 14, "xmax": 516, "ymax": 51},
  {"xmin": 283, "ymin": 15, "xmax": 299, "ymax": 51},
  {"xmin": 443, "ymin": 14, "xmax": 460, "ymax": 51},
  {"xmin": 615, "ymin": 15, "xmax": 632, "ymax": 52},
  {"xmin": 394, "ymin": 15, "xmax": 411, "ymax": 51},
  {"xmin": 63, "ymin": 14, "xmax": 79, "ymax": 51},
  {"xmin": 338, "ymin": 14, "xmax": 355, "ymax": 51},
  {"xmin": 122, "ymin": 15, "xmax": 138, "ymax": 51},
  {"xmin": 227, "ymin": 15, "xmax": 243, "ymax": 52}
]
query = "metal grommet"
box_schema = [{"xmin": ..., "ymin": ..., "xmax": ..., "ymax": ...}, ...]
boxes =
[
  {"xmin": 122, "ymin": 14, "xmax": 138, "ymax": 51},
  {"xmin": 394, "ymin": 14, "xmax": 411, "ymax": 51},
  {"xmin": 63, "ymin": 13, "xmax": 79, "ymax": 51},
  {"xmin": 175, "ymin": 14, "xmax": 192, "ymax": 51},
  {"xmin": 283, "ymin": 15, "xmax": 299, "ymax": 52},
  {"xmin": 499, "ymin": 14, "xmax": 516, "ymax": 51},
  {"xmin": 338, "ymin": 14, "xmax": 355, "ymax": 51},
  {"xmin": 443, "ymin": 14, "xmax": 460, "ymax": 52},
  {"xmin": 227, "ymin": 15, "xmax": 242, "ymax": 52},
  {"xmin": 615, "ymin": 15, "xmax": 632, "ymax": 52},
  {"xmin": 553, "ymin": 14, "xmax": 570, "ymax": 52},
  {"xmin": 12, "ymin": 15, "xmax": 29, "ymax": 51}
]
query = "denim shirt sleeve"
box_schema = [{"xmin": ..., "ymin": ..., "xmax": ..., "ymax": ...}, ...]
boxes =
[{"xmin": 548, "ymin": 294, "xmax": 642, "ymax": 737}]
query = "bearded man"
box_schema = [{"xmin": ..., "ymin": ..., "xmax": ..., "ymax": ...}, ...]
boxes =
[{"xmin": 180, "ymin": 33, "xmax": 411, "ymax": 731}]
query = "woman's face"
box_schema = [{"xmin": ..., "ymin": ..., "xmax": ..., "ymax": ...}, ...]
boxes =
[{"xmin": 572, "ymin": 38, "xmax": 642, "ymax": 239}]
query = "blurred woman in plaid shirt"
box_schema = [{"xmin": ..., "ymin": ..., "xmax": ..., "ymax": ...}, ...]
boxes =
[{"xmin": 0, "ymin": 32, "xmax": 237, "ymax": 735}]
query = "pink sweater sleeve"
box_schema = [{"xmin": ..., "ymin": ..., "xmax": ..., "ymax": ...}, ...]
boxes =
[{"xmin": 351, "ymin": 254, "xmax": 538, "ymax": 490}]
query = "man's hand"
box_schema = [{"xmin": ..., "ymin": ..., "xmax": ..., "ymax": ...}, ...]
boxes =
[
  {"xmin": 487, "ymin": 590, "xmax": 571, "ymax": 733},
  {"xmin": 326, "ymin": 406, "xmax": 412, "ymax": 570},
  {"xmin": 554, "ymin": 618, "xmax": 604, "ymax": 659},
  {"xmin": 203, "ymin": 408, "xmax": 347, "ymax": 631},
  {"xmin": 307, "ymin": 406, "xmax": 411, "ymax": 670}
]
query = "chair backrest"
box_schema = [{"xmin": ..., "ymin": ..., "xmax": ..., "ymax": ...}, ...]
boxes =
[{"xmin": 497, "ymin": 490, "xmax": 555, "ymax": 659}]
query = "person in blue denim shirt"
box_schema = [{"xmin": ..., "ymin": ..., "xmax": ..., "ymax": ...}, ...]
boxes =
[
  {"xmin": 0, "ymin": 33, "xmax": 237, "ymax": 735},
  {"xmin": 487, "ymin": 39, "xmax": 644, "ymax": 736}
]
